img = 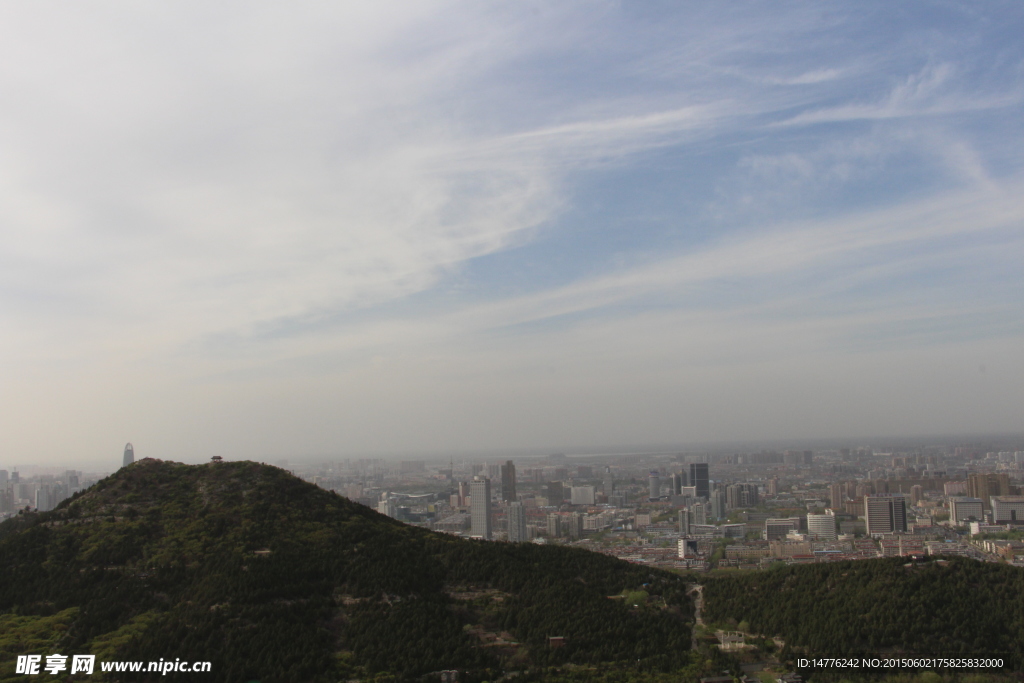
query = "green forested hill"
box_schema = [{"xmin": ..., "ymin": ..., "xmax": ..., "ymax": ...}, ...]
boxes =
[
  {"xmin": 0, "ymin": 460, "xmax": 694, "ymax": 682},
  {"xmin": 701, "ymin": 557, "xmax": 1024, "ymax": 667}
]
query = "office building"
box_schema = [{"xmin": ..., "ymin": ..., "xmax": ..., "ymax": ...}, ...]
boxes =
[
  {"xmin": 648, "ymin": 471, "xmax": 660, "ymax": 500},
  {"xmin": 123, "ymin": 443, "xmax": 134, "ymax": 468},
  {"xmin": 865, "ymin": 494, "xmax": 908, "ymax": 536},
  {"xmin": 764, "ymin": 517, "xmax": 802, "ymax": 541},
  {"xmin": 0, "ymin": 470, "xmax": 7, "ymax": 485},
  {"xmin": 807, "ymin": 511, "xmax": 837, "ymax": 540},
  {"xmin": 689, "ymin": 463, "xmax": 710, "ymax": 499},
  {"xmin": 990, "ymin": 497, "xmax": 1024, "ymax": 524},
  {"xmin": 670, "ymin": 473, "xmax": 682, "ymax": 496},
  {"xmin": 470, "ymin": 477, "xmax": 492, "ymax": 540},
  {"xmin": 507, "ymin": 501, "xmax": 527, "ymax": 542},
  {"xmin": 546, "ymin": 481, "xmax": 565, "ymax": 505},
  {"xmin": 602, "ymin": 467, "xmax": 614, "ymax": 495},
  {"xmin": 500, "ymin": 460, "xmax": 517, "ymax": 502},
  {"xmin": 949, "ymin": 497, "xmax": 984, "ymax": 524},
  {"xmin": 570, "ymin": 486, "xmax": 595, "ymax": 505}
]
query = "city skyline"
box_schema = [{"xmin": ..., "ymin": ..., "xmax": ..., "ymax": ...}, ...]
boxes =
[{"xmin": 1, "ymin": 3, "xmax": 1023, "ymax": 464}]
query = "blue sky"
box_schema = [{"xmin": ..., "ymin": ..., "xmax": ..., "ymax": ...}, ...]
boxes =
[{"xmin": 1, "ymin": 2, "xmax": 1022, "ymax": 464}]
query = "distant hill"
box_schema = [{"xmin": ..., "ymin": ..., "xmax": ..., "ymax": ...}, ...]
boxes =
[
  {"xmin": 701, "ymin": 557, "xmax": 1024, "ymax": 669},
  {"xmin": 0, "ymin": 460, "xmax": 694, "ymax": 682}
]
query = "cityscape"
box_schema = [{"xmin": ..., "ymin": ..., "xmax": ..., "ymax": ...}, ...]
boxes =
[
  {"xmin": 8, "ymin": 439, "xmax": 1022, "ymax": 570},
  {"xmin": 2, "ymin": 1, "xmax": 1023, "ymax": 681}
]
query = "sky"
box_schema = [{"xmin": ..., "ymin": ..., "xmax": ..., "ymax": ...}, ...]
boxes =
[{"xmin": 1, "ymin": 2, "xmax": 1023, "ymax": 465}]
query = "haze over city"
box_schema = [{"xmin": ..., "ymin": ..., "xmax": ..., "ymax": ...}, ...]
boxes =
[{"xmin": 2, "ymin": 2, "xmax": 1023, "ymax": 465}]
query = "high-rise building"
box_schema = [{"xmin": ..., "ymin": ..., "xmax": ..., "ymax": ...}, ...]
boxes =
[
  {"xmin": 829, "ymin": 483, "xmax": 843, "ymax": 507},
  {"xmin": 949, "ymin": 497, "xmax": 984, "ymax": 524},
  {"xmin": 457, "ymin": 481, "xmax": 471, "ymax": 507},
  {"xmin": 689, "ymin": 463, "xmax": 710, "ymax": 499},
  {"xmin": 34, "ymin": 486, "xmax": 53, "ymax": 513},
  {"xmin": 678, "ymin": 508, "xmax": 690, "ymax": 535},
  {"xmin": 806, "ymin": 511, "xmax": 837, "ymax": 540},
  {"xmin": 500, "ymin": 460, "xmax": 517, "ymax": 502},
  {"xmin": 546, "ymin": 513, "xmax": 562, "ymax": 537},
  {"xmin": 507, "ymin": 501, "xmax": 527, "ymax": 542},
  {"xmin": 766, "ymin": 477, "xmax": 778, "ymax": 497},
  {"xmin": 546, "ymin": 481, "xmax": 565, "ymax": 505},
  {"xmin": 648, "ymin": 471, "xmax": 660, "ymax": 500},
  {"xmin": 865, "ymin": 494, "xmax": 908, "ymax": 536},
  {"xmin": 967, "ymin": 473, "xmax": 1010, "ymax": 510},
  {"xmin": 910, "ymin": 485, "xmax": 924, "ymax": 505},
  {"xmin": 566, "ymin": 512, "xmax": 583, "ymax": 539},
  {"xmin": 602, "ymin": 467, "xmax": 614, "ymax": 495},
  {"xmin": 710, "ymin": 489, "xmax": 726, "ymax": 519},
  {"xmin": 123, "ymin": 443, "xmax": 135, "ymax": 468},
  {"xmin": 0, "ymin": 470, "xmax": 7, "ymax": 485},
  {"xmin": 671, "ymin": 473, "xmax": 682, "ymax": 496},
  {"xmin": 470, "ymin": 477, "xmax": 492, "ymax": 540},
  {"xmin": 690, "ymin": 503, "xmax": 707, "ymax": 526}
]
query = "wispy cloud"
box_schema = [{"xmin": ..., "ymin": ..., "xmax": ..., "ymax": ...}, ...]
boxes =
[{"xmin": 1, "ymin": 2, "xmax": 1023, "ymax": 459}]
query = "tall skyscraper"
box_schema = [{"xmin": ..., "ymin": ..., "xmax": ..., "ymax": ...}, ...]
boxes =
[
  {"xmin": 648, "ymin": 471, "xmax": 660, "ymax": 500},
  {"xmin": 500, "ymin": 460, "xmax": 517, "ymax": 502},
  {"xmin": 470, "ymin": 477, "xmax": 492, "ymax": 540},
  {"xmin": 507, "ymin": 501, "xmax": 527, "ymax": 542},
  {"xmin": 865, "ymin": 494, "xmax": 908, "ymax": 536},
  {"xmin": 123, "ymin": 443, "xmax": 135, "ymax": 468},
  {"xmin": 689, "ymin": 463, "xmax": 709, "ymax": 499},
  {"xmin": 671, "ymin": 473, "xmax": 682, "ymax": 495}
]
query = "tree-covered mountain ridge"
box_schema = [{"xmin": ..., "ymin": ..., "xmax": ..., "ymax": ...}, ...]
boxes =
[
  {"xmin": 701, "ymin": 556, "xmax": 1024, "ymax": 669},
  {"xmin": 0, "ymin": 459, "xmax": 694, "ymax": 682}
]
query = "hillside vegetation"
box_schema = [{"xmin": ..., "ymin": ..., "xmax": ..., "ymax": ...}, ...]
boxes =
[
  {"xmin": 0, "ymin": 460, "xmax": 694, "ymax": 682},
  {"xmin": 701, "ymin": 557, "xmax": 1024, "ymax": 669}
]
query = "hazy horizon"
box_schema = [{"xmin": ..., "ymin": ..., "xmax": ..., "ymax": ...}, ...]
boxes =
[{"xmin": 2, "ymin": 2, "xmax": 1023, "ymax": 465}]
